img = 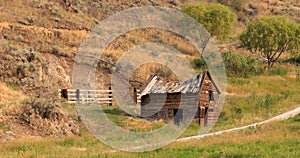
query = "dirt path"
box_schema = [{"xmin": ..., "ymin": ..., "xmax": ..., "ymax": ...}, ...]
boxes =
[{"xmin": 177, "ymin": 105, "xmax": 300, "ymax": 142}]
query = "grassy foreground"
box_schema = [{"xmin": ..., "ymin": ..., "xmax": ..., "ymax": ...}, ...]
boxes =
[{"xmin": 0, "ymin": 114, "xmax": 299, "ymax": 157}]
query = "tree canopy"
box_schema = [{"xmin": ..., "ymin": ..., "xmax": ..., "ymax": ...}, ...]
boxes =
[
  {"xmin": 182, "ymin": 2, "xmax": 237, "ymax": 42},
  {"xmin": 240, "ymin": 16, "xmax": 300, "ymax": 69}
]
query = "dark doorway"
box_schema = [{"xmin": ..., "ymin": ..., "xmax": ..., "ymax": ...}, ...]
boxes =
[
  {"xmin": 204, "ymin": 107, "xmax": 208, "ymax": 126},
  {"xmin": 195, "ymin": 107, "xmax": 201, "ymax": 124},
  {"xmin": 173, "ymin": 109, "xmax": 183, "ymax": 125}
]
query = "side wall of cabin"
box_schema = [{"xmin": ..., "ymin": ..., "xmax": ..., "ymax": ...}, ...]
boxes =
[
  {"xmin": 198, "ymin": 74, "xmax": 220, "ymax": 125},
  {"xmin": 141, "ymin": 93, "xmax": 199, "ymax": 123}
]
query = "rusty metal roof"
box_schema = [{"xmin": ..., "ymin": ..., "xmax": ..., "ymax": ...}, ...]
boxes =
[{"xmin": 140, "ymin": 71, "xmax": 207, "ymax": 96}]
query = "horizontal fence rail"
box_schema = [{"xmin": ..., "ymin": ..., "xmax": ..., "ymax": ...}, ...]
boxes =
[{"xmin": 59, "ymin": 89, "xmax": 113, "ymax": 105}]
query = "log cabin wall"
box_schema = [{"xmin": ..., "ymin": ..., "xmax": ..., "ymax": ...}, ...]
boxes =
[
  {"xmin": 141, "ymin": 93, "xmax": 199, "ymax": 123},
  {"xmin": 198, "ymin": 74, "xmax": 219, "ymax": 125}
]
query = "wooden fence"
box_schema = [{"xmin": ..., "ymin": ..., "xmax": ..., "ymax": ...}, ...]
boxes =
[
  {"xmin": 59, "ymin": 89, "xmax": 113, "ymax": 105},
  {"xmin": 59, "ymin": 88, "xmax": 142, "ymax": 105}
]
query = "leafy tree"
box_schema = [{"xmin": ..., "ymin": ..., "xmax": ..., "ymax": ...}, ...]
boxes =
[
  {"xmin": 240, "ymin": 16, "xmax": 300, "ymax": 69},
  {"xmin": 182, "ymin": 2, "xmax": 237, "ymax": 42}
]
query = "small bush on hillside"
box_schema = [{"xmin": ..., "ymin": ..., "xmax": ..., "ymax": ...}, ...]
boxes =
[
  {"xmin": 191, "ymin": 57, "xmax": 207, "ymax": 70},
  {"xmin": 21, "ymin": 98, "xmax": 61, "ymax": 122},
  {"xmin": 222, "ymin": 51, "xmax": 260, "ymax": 78},
  {"xmin": 20, "ymin": 98, "xmax": 80, "ymax": 135}
]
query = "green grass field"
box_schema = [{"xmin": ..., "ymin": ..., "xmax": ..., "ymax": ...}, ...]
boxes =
[{"xmin": 0, "ymin": 114, "xmax": 299, "ymax": 157}]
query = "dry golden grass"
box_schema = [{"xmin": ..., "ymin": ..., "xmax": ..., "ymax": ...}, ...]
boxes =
[
  {"xmin": 246, "ymin": 0, "xmax": 300, "ymax": 19},
  {"xmin": 103, "ymin": 28, "xmax": 200, "ymax": 62},
  {"xmin": 0, "ymin": 82, "xmax": 26, "ymax": 108},
  {"xmin": 0, "ymin": 0, "xmax": 93, "ymax": 56},
  {"xmin": 0, "ymin": 22, "xmax": 88, "ymax": 54},
  {"xmin": 101, "ymin": 28, "xmax": 200, "ymax": 86},
  {"xmin": 122, "ymin": 117, "xmax": 164, "ymax": 131},
  {"xmin": 0, "ymin": 0, "xmax": 94, "ymax": 29}
]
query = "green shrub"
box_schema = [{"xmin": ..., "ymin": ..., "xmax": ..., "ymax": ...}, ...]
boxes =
[
  {"xmin": 182, "ymin": 2, "xmax": 237, "ymax": 42},
  {"xmin": 191, "ymin": 57, "xmax": 207, "ymax": 70},
  {"xmin": 222, "ymin": 51, "xmax": 260, "ymax": 77}
]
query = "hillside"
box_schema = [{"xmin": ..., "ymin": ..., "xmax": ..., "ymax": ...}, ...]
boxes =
[
  {"xmin": 0, "ymin": 0, "xmax": 299, "ymax": 93},
  {"xmin": 0, "ymin": 0, "xmax": 299, "ymax": 157}
]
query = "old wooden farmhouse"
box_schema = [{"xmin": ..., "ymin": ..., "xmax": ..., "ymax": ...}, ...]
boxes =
[{"xmin": 139, "ymin": 71, "xmax": 220, "ymax": 125}]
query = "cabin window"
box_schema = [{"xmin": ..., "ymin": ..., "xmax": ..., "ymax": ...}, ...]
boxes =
[{"xmin": 209, "ymin": 90, "xmax": 214, "ymax": 103}]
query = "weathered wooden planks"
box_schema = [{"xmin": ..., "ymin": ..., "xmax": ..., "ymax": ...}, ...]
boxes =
[{"xmin": 59, "ymin": 89, "xmax": 114, "ymax": 105}]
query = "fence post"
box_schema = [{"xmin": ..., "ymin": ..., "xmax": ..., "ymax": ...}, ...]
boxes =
[
  {"xmin": 60, "ymin": 89, "xmax": 68, "ymax": 100},
  {"xmin": 76, "ymin": 89, "xmax": 80, "ymax": 103},
  {"xmin": 133, "ymin": 88, "xmax": 137, "ymax": 105},
  {"xmin": 109, "ymin": 86, "xmax": 113, "ymax": 106}
]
